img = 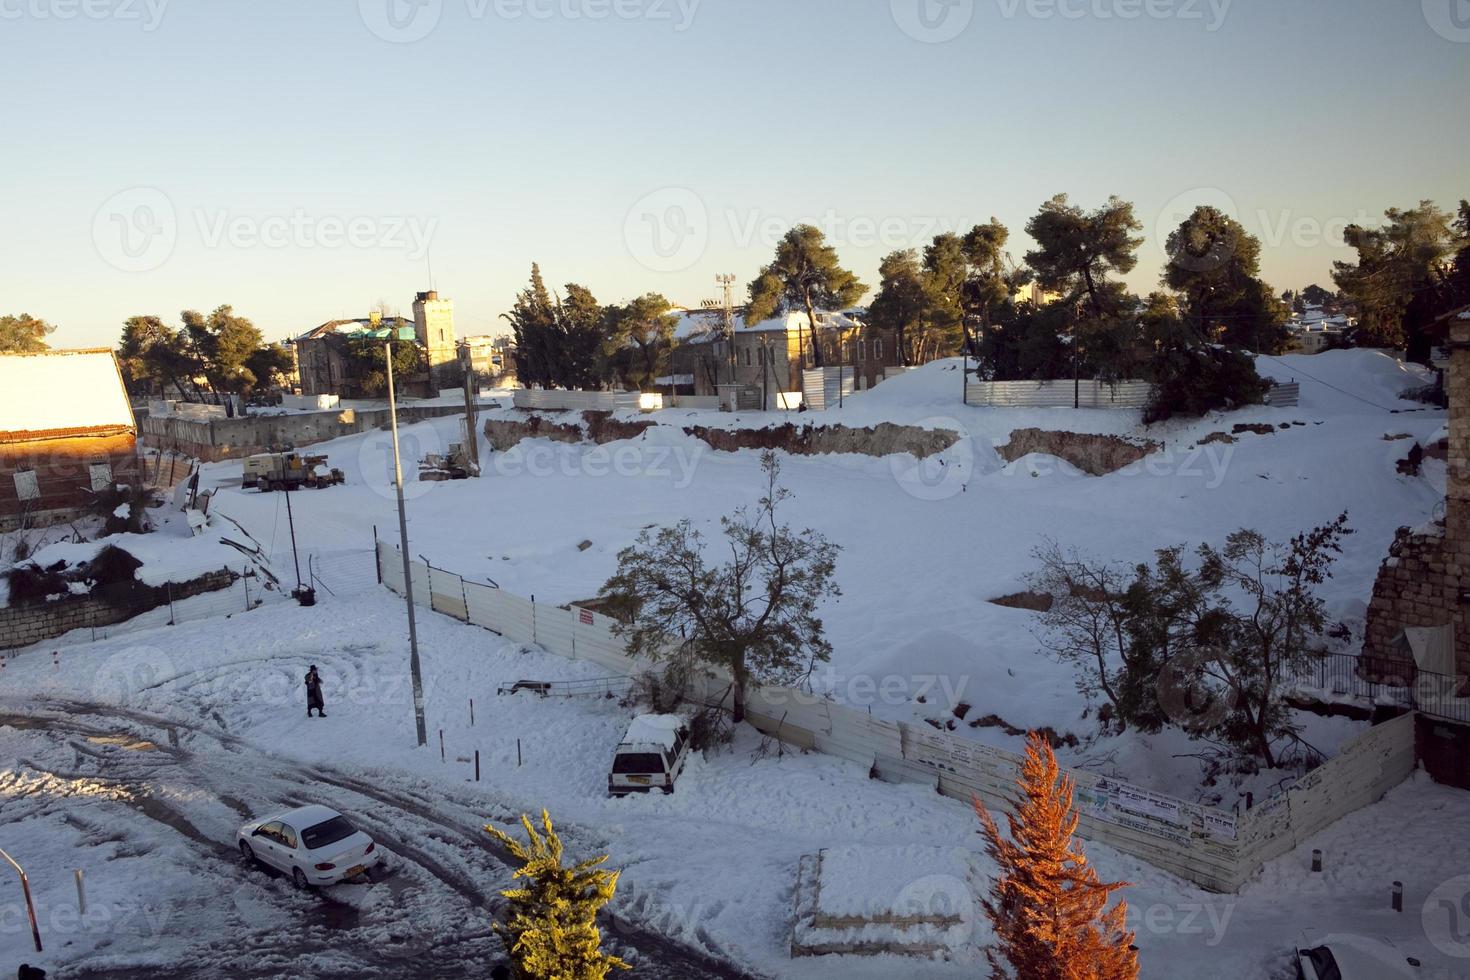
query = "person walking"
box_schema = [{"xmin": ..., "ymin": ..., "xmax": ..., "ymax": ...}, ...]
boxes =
[{"xmin": 305, "ymin": 665, "xmax": 326, "ymax": 718}]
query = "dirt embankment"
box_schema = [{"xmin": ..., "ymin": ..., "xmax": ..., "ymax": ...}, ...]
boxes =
[
  {"xmin": 483, "ymin": 415, "xmax": 583, "ymax": 451},
  {"xmin": 483, "ymin": 411, "xmax": 657, "ymax": 451},
  {"xmin": 684, "ymin": 422, "xmax": 960, "ymax": 459},
  {"xmin": 996, "ymin": 428, "xmax": 1161, "ymax": 476},
  {"xmin": 483, "ymin": 415, "xmax": 962, "ymax": 459}
]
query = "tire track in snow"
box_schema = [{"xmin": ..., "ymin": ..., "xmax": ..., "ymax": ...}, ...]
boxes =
[{"xmin": 2, "ymin": 699, "xmax": 763, "ymax": 980}]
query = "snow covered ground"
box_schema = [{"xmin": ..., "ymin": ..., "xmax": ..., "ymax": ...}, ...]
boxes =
[
  {"xmin": 1, "ymin": 592, "xmax": 1465, "ymax": 978},
  {"xmin": 186, "ymin": 348, "xmax": 1446, "ymax": 807},
  {"xmin": 0, "ymin": 348, "xmax": 1460, "ymax": 978}
]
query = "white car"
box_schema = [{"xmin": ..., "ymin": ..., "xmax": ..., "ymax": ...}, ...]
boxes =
[
  {"xmin": 1295, "ymin": 931, "xmax": 1420, "ymax": 979},
  {"xmin": 237, "ymin": 804, "xmax": 382, "ymax": 888}
]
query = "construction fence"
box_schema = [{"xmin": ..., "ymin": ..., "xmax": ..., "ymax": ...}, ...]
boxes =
[
  {"xmin": 961, "ymin": 379, "xmax": 1303, "ymax": 410},
  {"xmin": 374, "ymin": 540, "xmax": 1418, "ymax": 893}
]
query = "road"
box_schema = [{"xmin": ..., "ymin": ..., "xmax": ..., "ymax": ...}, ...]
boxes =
[{"xmin": 0, "ymin": 699, "xmax": 761, "ymax": 980}]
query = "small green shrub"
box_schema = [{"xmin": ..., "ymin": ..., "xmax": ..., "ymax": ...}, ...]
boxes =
[{"xmin": 1144, "ymin": 346, "xmax": 1271, "ymax": 424}]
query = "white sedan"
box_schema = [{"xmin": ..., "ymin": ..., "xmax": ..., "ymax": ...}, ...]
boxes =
[
  {"xmin": 1295, "ymin": 931, "xmax": 1420, "ymax": 979},
  {"xmin": 237, "ymin": 804, "xmax": 383, "ymax": 888}
]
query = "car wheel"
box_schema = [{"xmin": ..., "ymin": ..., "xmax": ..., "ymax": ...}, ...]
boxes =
[
  {"xmin": 292, "ymin": 867, "xmax": 309, "ymax": 890},
  {"xmin": 239, "ymin": 840, "xmax": 254, "ymax": 863}
]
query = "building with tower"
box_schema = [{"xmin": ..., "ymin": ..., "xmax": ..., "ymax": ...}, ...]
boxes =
[{"xmin": 413, "ymin": 290, "xmax": 458, "ymax": 390}]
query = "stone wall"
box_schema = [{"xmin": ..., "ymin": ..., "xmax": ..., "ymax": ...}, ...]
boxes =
[
  {"xmin": 0, "ymin": 567, "xmax": 236, "ymax": 651},
  {"xmin": 140, "ymin": 403, "xmax": 475, "ymax": 461},
  {"xmin": 1362, "ymin": 318, "xmax": 1470, "ymax": 678}
]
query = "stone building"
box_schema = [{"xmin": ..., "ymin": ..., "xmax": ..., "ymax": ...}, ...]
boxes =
[
  {"xmin": 293, "ymin": 315, "xmax": 417, "ymax": 397},
  {"xmin": 413, "ymin": 290, "xmax": 459, "ymax": 390},
  {"xmin": 0, "ymin": 349, "xmax": 140, "ymax": 530}
]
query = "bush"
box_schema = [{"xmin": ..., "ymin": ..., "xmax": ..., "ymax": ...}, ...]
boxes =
[
  {"xmin": 86, "ymin": 546, "xmax": 146, "ymax": 606},
  {"xmin": 1144, "ymin": 345, "xmax": 1271, "ymax": 424},
  {"xmin": 4, "ymin": 561, "xmax": 70, "ymax": 605}
]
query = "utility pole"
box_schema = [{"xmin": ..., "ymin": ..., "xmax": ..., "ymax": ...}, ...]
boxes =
[
  {"xmin": 386, "ymin": 342, "xmax": 429, "ymax": 748},
  {"xmin": 716, "ymin": 273, "xmax": 737, "ymax": 385},
  {"xmin": 459, "ymin": 345, "xmax": 480, "ymax": 476}
]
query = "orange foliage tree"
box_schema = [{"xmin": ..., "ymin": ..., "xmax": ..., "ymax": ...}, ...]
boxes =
[{"xmin": 974, "ymin": 732, "xmax": 1139, "ymax": 979}]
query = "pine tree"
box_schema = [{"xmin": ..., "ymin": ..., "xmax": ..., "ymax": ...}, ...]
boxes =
[
  {"xmin": 974, "ymin": 733, "xmax": 1138, "ymax": 980},
  {"xmin": 745, "ymin": 224, "xmax": 866, "ymax": 368},
  {"xmin": 484, "ymin": 810, "xmax": 630, "ymax": 980}
]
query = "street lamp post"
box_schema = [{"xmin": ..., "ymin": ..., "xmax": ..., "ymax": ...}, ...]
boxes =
[{"xmin": 385, "ymin": 342, "xmax": 429, "ymax": 747}]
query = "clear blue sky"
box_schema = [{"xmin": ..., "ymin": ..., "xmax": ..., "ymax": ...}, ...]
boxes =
[{"xmin": 3, "ymin": 0, "xmax": 1466, "ymax": 347}]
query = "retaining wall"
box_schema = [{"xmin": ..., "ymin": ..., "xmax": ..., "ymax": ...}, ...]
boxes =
[
  {"xmin": 140, "ymin": 403, "xmax": 475, "ymax": 461},
  {"xmin": 0, "ymin": 568, "xmax": 237, "ymax": 650}
]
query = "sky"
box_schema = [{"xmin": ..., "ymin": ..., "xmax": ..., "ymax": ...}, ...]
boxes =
[{"xmin": 2, "ymin": 0, "xmax": 1467, "ymax": 349}]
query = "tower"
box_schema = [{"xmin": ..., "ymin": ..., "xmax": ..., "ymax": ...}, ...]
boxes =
[{"xmin": 413, "ymin": 289, "xmax": 458, "ymax": 391}]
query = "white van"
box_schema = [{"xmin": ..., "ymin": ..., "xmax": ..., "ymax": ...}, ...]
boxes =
[{"xmin": 607, "ymin": 714, "xmax": 691, "ymax": 797}]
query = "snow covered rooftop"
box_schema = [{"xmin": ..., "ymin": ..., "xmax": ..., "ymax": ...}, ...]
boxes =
[
  {"xmin": 620, "ymin": 714, "xmax": 687, "ymax": 749},
  {"xmin": 0, "ymin": 348, "xmax": 135, "ymax": 442}
]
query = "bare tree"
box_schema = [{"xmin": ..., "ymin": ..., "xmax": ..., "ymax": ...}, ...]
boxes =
[{"xmin": 598, "ymin": 452, "xmax": 839, "ymax": 723}]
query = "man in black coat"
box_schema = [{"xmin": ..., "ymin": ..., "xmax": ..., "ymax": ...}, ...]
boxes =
[{"xmin": 305, "ymin": 665, "xmax": 326, "ymax": 718}]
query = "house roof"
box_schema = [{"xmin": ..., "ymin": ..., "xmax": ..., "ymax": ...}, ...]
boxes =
[
  {"xmin": 0, "ymin": 348, "xmax": 136, "ymax": 443},
  {"xmin": 296, "ymin": 317, "xmax": 416, "ymax": 342}
]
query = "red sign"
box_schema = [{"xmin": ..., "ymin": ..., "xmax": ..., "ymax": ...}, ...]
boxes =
[{"xmin": 578, "ymin": 608, "xmax": 594, "ymax": 625}]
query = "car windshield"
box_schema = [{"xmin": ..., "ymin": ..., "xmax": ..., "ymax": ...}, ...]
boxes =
[
  {"xmin": 301, "ymin": 816, "xmax": 357, "ymax": 851},
  {"xmin": 612, "ymin": 752, "xmax": 666, "ymax": 775}
]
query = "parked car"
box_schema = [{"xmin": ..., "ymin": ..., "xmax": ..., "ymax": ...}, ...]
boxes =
[
  {"xmin": 608, "ymin": 714, "xmax": 691, "ymax": 797},
  {"xmin": 237, "ymin": 804, "xmax": 382, "ymax": 888},
  {"xmin": 1295, "ymin": 931, "xmax": 1420, "ymax": 979}
]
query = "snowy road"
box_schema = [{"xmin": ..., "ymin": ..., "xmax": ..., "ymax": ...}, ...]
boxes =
[{"xmin": 0, "ymin": 698, "xmax": 759, "ymax": 980}]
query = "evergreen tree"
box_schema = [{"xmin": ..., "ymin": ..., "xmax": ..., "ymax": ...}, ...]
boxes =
[
  {"xmin": 504, "ymin": 264, "xmax": 559, "ymax": 389},
  {"xmin": 484, "ymin": 810, "xmax": 629, "ymax": 980},
  {"xmin": 1332, "ymin": 201, "xmax": 1456, "ymax": 361},
  {"xmin": 1300, "ymin": 283, "xmax": 1333, "ymax": 307},
  {"xmin": 1161, "ymin": 205, "xmax": 1290, "ymax": 353},
  {"xmin": 868, "ymin": 249, "xmax": 926, "ymax": 366},
  {"xmin": 745, "ymin": 225, "xmax": 866, "ymax": 369},
  {"xmin": 961, "ymin": 219, "xmax": 1024, "ymax": 354},
  {"xmin": 556, "ymin": 283, "xmax": 609, "ymax": 390},
  {"xmin": 921, "ymin": 232, "xmax": 968, "ymax": 356},
  {"xmin": 0, "ymin": 313, "xmax": 55, "ymax": 353},
  {"xmin": 975, "ymin": 733, "xmax": 1138, "ymax": 980},
  {"xmin": 603, "ymin": 292, "xmax": 678, "ymax": 390},
  {"xmin": 1024, "ymin": 195, "xmax": 1143, "ymax": 320}
]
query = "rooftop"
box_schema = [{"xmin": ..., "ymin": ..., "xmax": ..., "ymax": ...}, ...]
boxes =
[{"xmin": 0, "ymin": 348, "xmax": 135, "ymax": 443}]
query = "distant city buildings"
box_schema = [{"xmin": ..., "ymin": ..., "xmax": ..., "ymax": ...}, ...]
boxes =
[{"xmin": 1288, "ymin": 304, "xmax": 1353, "ymax": 354}]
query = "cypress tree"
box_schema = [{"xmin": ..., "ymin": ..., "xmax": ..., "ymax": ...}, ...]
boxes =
[
  {"xmin": 974, "ymin": 733, "xmax": 1138, "ymax": 980},
  {"xmin": 484, "ymin": 810, "xmax": 629, "ymax": 980}
]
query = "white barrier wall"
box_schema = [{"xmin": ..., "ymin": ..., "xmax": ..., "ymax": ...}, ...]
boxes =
[
  {"xmin": 512, "ymin": 389, "xmax": 642, "ymax": 412},
  {"xmin": 375, "ymin": 541, "xmax": 1418, "ymax": 893},
  {"xmin": 965, "ymin": 380, "xmax": 1153, "ymax": 409}
]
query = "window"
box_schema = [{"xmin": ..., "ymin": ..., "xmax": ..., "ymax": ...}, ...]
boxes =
[
  {"xmin": 13, "ymin": 469, "xmax": 39, "ymax": 502},
  {"xmin": 874, "ymin": 338, "xmax": 883, "ymax": 359},
  {"xmin": 278, "ymin": 824, "xmax": 299, "ymax": 849},
  {"xmin": 88, "ymin": 461, "xmax": 113, "ymax": 492},
  {"xmin": 613, "ymin": 752, "xmax": 668, "ymax": 775},
  {"xmin": 301, "ymin": 816, "xmax": 356, "ymax": 851},
  {"xmin": 858, "ymin": 341, "xmax": 867, "ymax": 361},
  {"xmin": 257, "ymin": 821, "xmax": 283, "ymax": 845}
]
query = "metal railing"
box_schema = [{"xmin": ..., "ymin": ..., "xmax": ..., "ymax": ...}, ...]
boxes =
[{"xmin": 1300, "ymin": 652, "xmax": 1469, "ymax": 725}]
